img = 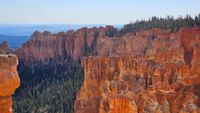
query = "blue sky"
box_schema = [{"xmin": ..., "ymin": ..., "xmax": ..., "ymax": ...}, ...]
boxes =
[{"xmin": 0, "ymin": 0, "xmax": 200, "ymax": 24}]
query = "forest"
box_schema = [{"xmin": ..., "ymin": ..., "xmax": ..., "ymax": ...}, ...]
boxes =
[
  {"xmin": 105, "ymin": 14, "xmax": 200, "ymax": 37},
  {"xmin": 13, "ymin": 60, "xmax": 83, "ymax": 113}
]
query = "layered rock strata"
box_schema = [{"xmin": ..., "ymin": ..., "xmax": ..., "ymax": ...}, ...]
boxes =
[{"xmin": 16, "ymin": 27, "xmax": 200, "ymax": 66}]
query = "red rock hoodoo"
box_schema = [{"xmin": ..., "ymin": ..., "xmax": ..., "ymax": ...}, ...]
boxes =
[
  {"xmin": 0, "ymin": 54, "xmax": 20, "ymax": 113},
  {"xmin": 75, "ymin": 56, "xmax": 200, "ymax": 113}
]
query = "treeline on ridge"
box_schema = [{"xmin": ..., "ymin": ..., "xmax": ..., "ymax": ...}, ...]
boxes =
[{"xmin": 105, "ymin": 13, "xmax": 200, "ymax": 37}]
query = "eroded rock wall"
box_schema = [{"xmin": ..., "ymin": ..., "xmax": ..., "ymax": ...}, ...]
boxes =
[
  {"xmin": 75, "ymin": 56, "xmax": 200, "ymax": 113},
  {"xmin": 16, "ymin": 27, "xmax": 113, "ymax": 63},
  {"xmin": 16, "ymin": 27, "xmax": 200, "ymax": 66},
  {"xmin": 14, "ymin": 27, "xmax": 200, "ymax": 113},
  {"xmin": 74, "ymin": 28, "xmax": 200, "ymax": 113}
]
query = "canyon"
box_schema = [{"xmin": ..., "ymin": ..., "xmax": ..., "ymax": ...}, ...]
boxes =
[
  {"xmin": 0, "ymin": 54, "xmax": 20, "ymax": 113},
  {"xmin": 74, "ymin": 28, "xmax": 200, "ymax": 113},
  {"xmin": 1, "ymin": 26, "xmax": 200, "ymax": 113}
]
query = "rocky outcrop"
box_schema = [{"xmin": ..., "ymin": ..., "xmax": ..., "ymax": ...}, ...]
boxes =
[
  {"xmin": 0, "ymin": 54, "xmax": 20, "ymax": 113},
  {"xmin": 0, "ymin": 42, "xmax": 13, "ymax": 54},
  {"xmin": 74, "ymin": 56, "xmax": 200, "ymax": 113}
]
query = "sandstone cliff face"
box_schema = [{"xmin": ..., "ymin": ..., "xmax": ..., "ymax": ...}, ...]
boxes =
[
  {"xmin": 74, "ymin": 28, "xmax": 200, "ymax": 113},
  {"xmin": 16, "ymin": 27, "xmax": 113, "ymax": 63},
  {"xmin": 0, "ymin": 54, "xmax": 20, "ymax": 113},
  {"xmin": 16, "ymin": 27, "xmax": 200, "ymax": 66},
  {"xmin": 75, "ymin": 56, "xmax": 200, "ymax": 113},
  {"xmin": 96, "ymin": 28, "xmax": 185, "ymax": 64}
]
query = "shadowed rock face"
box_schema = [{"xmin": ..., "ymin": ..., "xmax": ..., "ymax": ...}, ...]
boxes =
[
  {"xmin": 0, "ymin": 54, "xmax": 20, "ymax": 113},
  {"xmin": 75, "ymin": 56, "xmax": 200, "ymax": 113}
]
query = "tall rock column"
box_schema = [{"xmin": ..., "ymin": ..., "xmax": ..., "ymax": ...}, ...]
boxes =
[{"xmin": 0, "ymin": 54, "xmax": 20, "ymax": 113}]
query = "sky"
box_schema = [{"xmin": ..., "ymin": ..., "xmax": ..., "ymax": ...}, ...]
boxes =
[{"xmin": 0, "ymin": 0, "xmax": 200, "ymax": 25}]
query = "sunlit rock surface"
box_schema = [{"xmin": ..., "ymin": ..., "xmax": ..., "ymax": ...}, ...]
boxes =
[
  {"xmin": 14, "ymin": 27, "xmax": 200, "ymax": 113},
  {"xmin": 75, "ymin": 56, "xmax": 200, "ymax": 113},
  {"xmin": 0, "ymin": 54, "xmax": 20, "ymax": 113},
  {"xmin": 74, "ymin": 28, "xmax": 200, "ymax": 113}
]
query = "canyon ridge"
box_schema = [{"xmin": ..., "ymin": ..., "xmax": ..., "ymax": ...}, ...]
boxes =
[{"xmin": 1, "ymin": 26, "xmax": 200, "ymax": 113}]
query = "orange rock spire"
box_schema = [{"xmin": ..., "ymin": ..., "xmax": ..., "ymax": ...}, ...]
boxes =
[{"xmin": 0, "ymin": 54, "xmax": 20, "ymax": 113}]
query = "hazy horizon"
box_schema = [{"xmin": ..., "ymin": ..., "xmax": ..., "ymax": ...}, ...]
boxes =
[{"xmin": 0, "ymin": 0, "xmax": 200, "ymax": 25}]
